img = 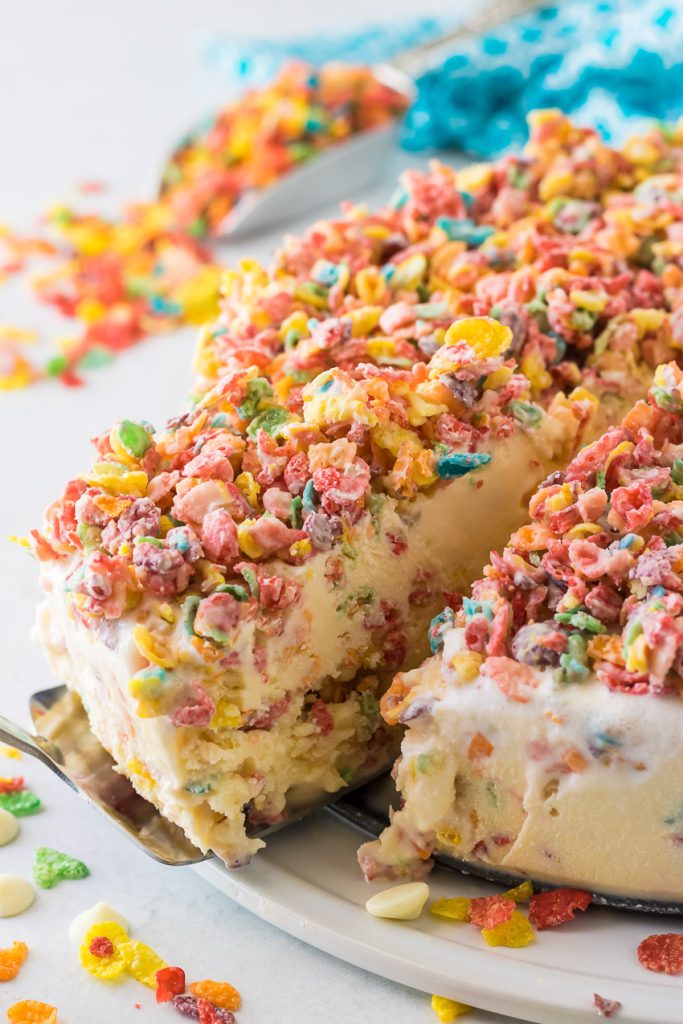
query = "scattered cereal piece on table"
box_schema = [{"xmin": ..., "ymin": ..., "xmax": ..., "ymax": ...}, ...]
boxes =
[
  {"xmin": 0, "ymin": 778, "xmax": 24, "ymax": 794},
  {"xmin": 33, "ymin": 847, "xmax": 89, "ymax": 889},
  {"xmin": 171, "ymin": 994, "xmax": 235, "ymax": 1022},
  {"xmin": 79, "ymin": 921, "xmax": 130, "ymax": 980},
  {"xmin": 0, "ymin": 746, "xmax": 22, "ymax": 760},
  {"xmin": 637, "ymin": 933, "xmax": 683, "ymax": 974},
  {"xmin": 7, "ymin": 1000, "xmax": 57, "ymax": 1023},
  {"xmin": 68, "ymin": 902, "xmax": 128, "ymax": 946},
  {"xmin": 0, "ymin": 792, "xmax": 41, "ymax": 817},
  {"xmin": 126, "ymin": 939, "xmax": 167, "ymax": 987},
  {"xmin": 0, "ymin": 941, "xmax": 29, "ymax": 982},
  {"xmin": 189, "ymin": 979, "xmax": 240, "ymax": 1011},
  {"xmin": 0, "ymin": 808, "xmax": 19, "ymax": 846},
  {"xmin": 481, "ymin": 911, "xmax": 535, "ymax": 948},
  {"xmin": 0, "ymin": 876, "xmax": 35, "ymax": 917},
  {"xmin": 431, "ymin": 994, "xmax": 471, "ymax": 1021},
  {"xmin": 528, "ymin": 888, "xmax": 592, "ymax": 930},
  {"xmin": 593, "ymin": 993, "xmax": 622, "ymax": 1018},
  {"xmin": 365, "ymin": 881, "xmax": 430, "ymax": 920},
  {"xmin": 156, "ymin": 966, "xmax": 186, "ymax": 1003}
]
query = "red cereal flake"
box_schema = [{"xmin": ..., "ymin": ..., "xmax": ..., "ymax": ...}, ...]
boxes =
[
  {"xmin": 468, "ymin": 895, "xmax": 515, "ymax": 930},
  {"xmin": 637, "ymin": 932, "xmax": 683, "ymax": 974},
  {"xmin": 0, "ymin": 776, "xmax": 24, "ymax": 793},
  {"xmin": 528, "ymin": 888, "xmax": 592, "ymax": 930},
  {"xmin": 156, "ymin": 965, "xmax": 186, "ymax": 1003},
  {"xmin": 593, "ymin": 993, "xmax": 622, "ymax": 1018},
  {"xmin": 89, "ymin": 936, "xmax": 114, "ymax": 958}
]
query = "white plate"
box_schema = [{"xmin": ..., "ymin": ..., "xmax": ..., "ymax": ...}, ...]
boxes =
[{"xmin": 196, "ymin": 809, "xmax": 683, "ymax": 1024}]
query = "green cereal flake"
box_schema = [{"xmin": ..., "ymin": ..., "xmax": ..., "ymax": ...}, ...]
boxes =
[
  {"xmin": 0, "ymin": 791, "xmax": 41, "ymax": 816},
  {"xmin": 33, "ymin": 846, "xmax": 90, "ymax": 889}
]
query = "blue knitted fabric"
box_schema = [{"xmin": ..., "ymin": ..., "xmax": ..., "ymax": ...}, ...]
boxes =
[{"xmin": 202, "ymin": 2, "xmax": 683, "ymax": 158}]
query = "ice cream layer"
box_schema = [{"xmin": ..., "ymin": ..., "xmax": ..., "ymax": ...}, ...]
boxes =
[
  {"xmin": 360, "ymin": 363, "xmax": 683, "ymax": 901},
  {"xmin": 36, "ymin": 396, "xmax": 589, "ymax": 866},
  {"xmin": 359, "ymin": 633, "xmax": 683, "ymax": 900}
]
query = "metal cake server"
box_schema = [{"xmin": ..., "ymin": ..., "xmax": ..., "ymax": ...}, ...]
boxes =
[
  {"xmin": 3, "ymin": 685, "xmax": 683, "ymax": 911},
  {"xmin": 159, "ymin": 0, "xmax": 543, "ymax": 239},
  {"xmin": 0, "ymin": 684, "xmax": 393, "ymax": 867}
]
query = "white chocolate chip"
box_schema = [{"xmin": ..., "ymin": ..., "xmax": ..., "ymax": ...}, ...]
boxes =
[
  {"xmin": 365, "ymin": 881, "xmax": 430, "ymax": 920},
  {"xmin": 68, "ymin": 902, "xmax": 128, "ymax": 946},
  {"xmin": 0, "ymin": 875, "xmax": 35, "ymax": 916},
  {"xmin": 0, "ymin": 808, "xmax": 19, "ymax": 846}
]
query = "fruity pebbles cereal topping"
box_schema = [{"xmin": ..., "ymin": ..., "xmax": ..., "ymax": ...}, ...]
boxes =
[{"xmin": 437, "ymin": 362, "xmax": 683, "ymax": 698}]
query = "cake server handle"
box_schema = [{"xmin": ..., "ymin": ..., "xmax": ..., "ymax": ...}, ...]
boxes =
[{"xmin": 0, "ymin": 714, "xmax": 65, "ymax": 770}]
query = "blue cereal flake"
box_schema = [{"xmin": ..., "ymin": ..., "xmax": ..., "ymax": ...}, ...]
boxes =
[
  {"xmin": 435, "ymin": 216, "xmax": 495, "ymax": 247},
  {"xmin": 463, "ymin": 597, "xmax": 494, "ymax": 622},
  {"xmin": 428, "ymin": 607, "xmax": 455, "ymax": 653},
  {"xmin": 436, "ymin": 451, "xmax": 492, "ymax": 479},
  {"xmin": 312, "ymin": 260, "xmax": 339, "ymax": 286},
  {"xmin": 618, "ymin": 533, "xmax": 639, "ymax": 549}
]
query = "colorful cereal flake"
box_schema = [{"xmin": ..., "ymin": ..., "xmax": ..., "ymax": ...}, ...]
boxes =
[
  {"xmin": 0, "ymin": 792, "xmax": 41, "ymax": 817},
  {"xmin": 0, "ymin": 746, "xmax": 22, "ymax": 760},
  {"xmin": 32, "ymin": 847, "xmax": 89, "ymax": 889},
  {"xmin": 481, "ymin": 911, "xmax": 535, "ymax": 948},
  {"xmin": 431, "ymin": 994, "xmax": 471, "ymax": 1021},
  {"xmin": 79, "ymin": 922, "xmax": 131, "ymax": 980},
  {"xmin": 0, "ymin": 941, "xmax": 29, "ymax": 981},
  {"xmin": 637, "ymin": 932, "xmax": 683, "ymax": 974},
  {"xmin": 528, "ymin": 888, "xmax": 592, "ymax": 930},
  {"xmin": 156, "ymin": 965, "xmax": 186, "ymax": 1003},
  {"xmin": 189, "ymin": 979, "xmax": 241, "ymax": 1012},
  {"xmin": 126, "ymin": 940, "xmax": 167, "ymax": 987},
  {"xmin": 172, "ymin": 995, "xmax": 235, "ymax": 1023},
  {"xmin": 7, "ymin": 1001, "xmax": 58, "ymax": 1024},
  {"xmin": 593, "ymin": 993, "xmax": 622, "ymax": 1018},
  {"xmin": 0, "ymin": 778, "xmax": 24, "ymax": 794}
]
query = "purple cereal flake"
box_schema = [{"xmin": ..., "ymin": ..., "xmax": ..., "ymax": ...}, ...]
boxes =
[
  {"xmin": 172, "ymin": 995, "xmax": 201, "ymax": 1019},
  {"xmin": 171, "ymin": 995, "xmax": 236, "ymax": 1022},
  {"xmin": 593, "ymin": 993, "xmax": 622, "ymax": 1018}
]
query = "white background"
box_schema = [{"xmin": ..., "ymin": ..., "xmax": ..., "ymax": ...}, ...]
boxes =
[{"xmin": 0, "ymin": 2, "xmax": 518, "ymax": 1022}]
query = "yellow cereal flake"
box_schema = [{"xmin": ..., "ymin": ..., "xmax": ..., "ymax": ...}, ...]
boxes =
[
  {"xmin": 234, "ymin": 471, "xmax": 260, "ymax": 508},
  {"xmin": 481, "ymin": 911, "xmax": 535, "ymax": 947},
  {"xmin": 126, "ymin": 939, "xmax": 167, "ymax": 987},
  {"xmin": 127, "ymin": 757, "xmax": 156, "ymax": 789},
  {"xmin": 211, "ymin": 700, "xmax": 242, "ymax": 729},
  {"xmin": 132, "ymin": 625, "xmax": 177, "ymax": 669},
  {"xmin": 430, "ymin": 897, "xmax": 471, "ymax": 922},
  {"xmin": 500, "ymin": 881, "xmax": 534, "ymax": 903},
  {"xmin": 444, "ymin": 317, "xmax": 512, "ymax": 359},
  {"xmin": 237, "ymin": 520, "xmax": 266, "ymax": 559},
  {"xmin": 436, "ymin": 829, "xmax": 462, "ymax": 848},
  {"xmin": 79, "ymin": 921, "xmax": 131, "ymax": 980},
  {"xmin": 431, "ymin": 995, "xmax": 472, "ymax": 1021},
  {"xmin": 449, "ymin": 651, "xmax": 482, "ymax": 683}
]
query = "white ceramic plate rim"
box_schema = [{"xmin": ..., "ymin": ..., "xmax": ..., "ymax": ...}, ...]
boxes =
[{"xmin": 194, "ymin": 810, "xmax": 683, "ymax": 1024}]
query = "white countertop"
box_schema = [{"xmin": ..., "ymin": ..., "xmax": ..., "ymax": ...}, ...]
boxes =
[{"xmin": 0, "ymin": 3, "xmax": 520, "ymax": 1021}]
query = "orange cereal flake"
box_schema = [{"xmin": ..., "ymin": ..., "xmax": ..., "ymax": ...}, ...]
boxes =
[
  {"xmin": 7, "ymin": 1000, "xmax": 58, "ymax": 1024},
  {"xmin": 190, "ymin": 979, "xmax": 241, "ymax": 1012},
  {"xmin": 0, "ymin": 941, "xmax": 29, "ymax": 982}
]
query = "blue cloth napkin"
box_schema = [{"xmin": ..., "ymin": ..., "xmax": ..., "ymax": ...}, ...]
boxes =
[{"xmin": 202, "ymin": 1, "xmax": 683, "ymax": 158}]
